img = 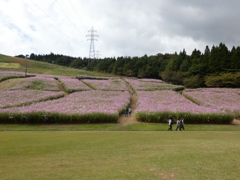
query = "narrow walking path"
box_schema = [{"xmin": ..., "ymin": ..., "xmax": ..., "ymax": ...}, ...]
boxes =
[
  {"xmin": 56, "ymin": 79, "xmax": 69, "ymax": 95},
  {"xmin": 232, "ymin": 119, "xmax": 240, "ymax": 125},
  {"xmin": 118, "ymin": 80, "xmax": 139, "ymax": 125}
]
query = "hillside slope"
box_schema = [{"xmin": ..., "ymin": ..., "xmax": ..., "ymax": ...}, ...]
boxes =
[{"xmin": 0, "ymin": 54, "xmax": 116, "ymax": 77}]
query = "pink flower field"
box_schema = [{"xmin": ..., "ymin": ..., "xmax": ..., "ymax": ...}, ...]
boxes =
[
  {"xmin": 136, "ymin": 90, "xmax": 224, "ymax": 114},
  {"xmin": 0, "ymin": 90, "xmax": 65, "ymax": 108},
  {"xmin": 0, "ymin": 71, "xmax": 238, "ymax": 124},
  {"xmin": 59, "ymin": 78, "xmax": 91, "ymax": 92},
  {"xmin": 9, "ymin": 77, "xmax": 60, "ymax": 91},
  {"xmin": 83, "ymin": 79, "xmax": 128, "ymax": 91},
  {"xmin": 0, "ymin": 71, "xmax": 25, "ymax": 77},
  {"xmin": 125, "ymin": 78, "xmax": 183, "ymax": 91},
  {"xmin": 0, "ymin": 71, "xmax": 27, "ymax": 81},
  {"xmin": 183, "ymin": 88, "xmax": 240, "ymax": 117},
  {"xmin": 11, "ymin": 90, "xmax": 130, "ymax": 114},
  {"xmin": 135, "ymin": 90, "xmax": 233, "ymax": 124}
]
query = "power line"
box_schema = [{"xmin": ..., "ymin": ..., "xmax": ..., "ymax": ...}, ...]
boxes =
[
  {"xmin": 68, "ymin": 0, "xmax": 89, "ymax": 32},
  {"xmin": 29, "ymin": 0, "xmax": 76, "ymax": 37},
  {"xmin": 86, "ymin": 27, "xmax": 99, "ymax": 59},
  {"xmin": 55, "ymin": 0, "xmax": 85, "ymax": 36},
  {"xmin": 20, "ymin": 0, "xmax": 73, "ymax": 40}
]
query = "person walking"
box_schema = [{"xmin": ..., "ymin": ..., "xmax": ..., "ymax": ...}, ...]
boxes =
[
  {"xmin": 125, "ymin": 107, "xmax": 129, "ymax": 117},
  {"xmin": 128, "ymin": 108, "xmax": 132, "ymax": 116},
  {"xmin": 168, "ymin": 118, "xmax": 172, "ymax": 131},
  {"xmin": 175, "ymin": 119, "xmax": 180, "ymax": 131},
  {"xmin": 179, "ymin": 118, "xmax": 185, "ymax": 131}
]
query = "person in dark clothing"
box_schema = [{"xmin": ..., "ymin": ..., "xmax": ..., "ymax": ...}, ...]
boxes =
[
  {"xmin": 125, "ymin": 107, "xmax": 129, "ymax": 117},
  {"xmin": 179, "ymin": 118, "xmax": 185, "ymax": 131}
]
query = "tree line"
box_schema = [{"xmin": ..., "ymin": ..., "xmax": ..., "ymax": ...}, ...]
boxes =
[{"xmin": 16, "ymin": 42, "xmax": 240, "ymax": 88}]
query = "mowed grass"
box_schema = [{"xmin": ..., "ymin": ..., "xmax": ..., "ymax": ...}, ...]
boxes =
[
  {"xmin": 0, "ymin": 131, "xmax": 239, "ymax": 180},
  {"xmin": 0, "ymin": 123, "xmax": 240, "ymax": 131}
]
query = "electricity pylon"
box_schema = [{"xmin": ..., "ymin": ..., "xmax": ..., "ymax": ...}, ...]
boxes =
[
  {"xmin": 96, "ymin": 50, "xmax": 101, "ymax": 59},
  {"xmin": 86, "ymin": 27, "xmax": 99, "ymax": 59}
]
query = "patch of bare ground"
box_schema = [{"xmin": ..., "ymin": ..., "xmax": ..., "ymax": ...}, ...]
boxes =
[
  {"xmin": 0, "ymin": 78, "xmax": 24, "ymax": 91},
  {"xmin": 118, "ymin": 80, "xmax": 139, "ymax": 125},
  {"xmin": 232, "ymin": 118, "xmax": 240, "ymax": 125},
  {"xmin": 158, "ymin": 172, "xmax": 175, "ymax": 179}
]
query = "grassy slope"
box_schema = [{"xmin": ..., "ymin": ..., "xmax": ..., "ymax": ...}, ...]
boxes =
[
  {"xmin": 0, "ymin": 54, "xmax": 116, "ymax": 77},
  {"xmin": 0, "ymin": 131, "xmax": 239, "ymax": 180}
]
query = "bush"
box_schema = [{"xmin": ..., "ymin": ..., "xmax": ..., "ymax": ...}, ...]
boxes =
[
  {"xmin": 183, "ymin": 75, "xmax": 205, "ymax": 88},
  {"xmin": 205, "ymin": 72, "xmax": 240, "ymax": 88},
  {"xmin": 0, "ymin": 112, "xmax": 119, "ymax": 124},
  {"xmin": 136, "ymin": 111, "xmax": 234, "ymax": 124}
]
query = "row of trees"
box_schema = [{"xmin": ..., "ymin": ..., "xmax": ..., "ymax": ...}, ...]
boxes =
[{"xmin": 16, "ymin": 43, "xmax": 240, "ymax": 88}]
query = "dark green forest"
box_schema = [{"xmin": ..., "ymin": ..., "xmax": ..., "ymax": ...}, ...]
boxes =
[{"xmin": 16, "ymin": 43, "xmax": 240, "ymax": 88}]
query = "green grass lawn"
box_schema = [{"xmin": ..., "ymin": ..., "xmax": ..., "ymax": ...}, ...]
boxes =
[
  {"xmin": 0, "ymin": 131, "xmax": 239, "ymax": 180},
  {"xmin": 0, "ymin": 123, "xmax": 240, "ymax": 131}
]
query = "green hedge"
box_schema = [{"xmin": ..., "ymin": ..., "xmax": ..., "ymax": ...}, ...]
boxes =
[
  {"xmin": 0, "ymin": 112, "xmax": 118, "ymax": 124},
  {"xmin": 136, "ymin": 111, "xmax": 234, "ymax": 124}
]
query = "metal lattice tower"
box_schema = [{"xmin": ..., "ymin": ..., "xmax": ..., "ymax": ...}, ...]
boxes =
[{"xmin": 86, "ymin": 27, "xmax": 99, "ymax": 59}]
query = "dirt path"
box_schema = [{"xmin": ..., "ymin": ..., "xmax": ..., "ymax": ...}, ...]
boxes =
[
  {"xmin": 56, "ymin": 80, "xmax": 69, "ymax": 94},
  {"xmin": 118, "ymin": 81, "xmax": 139, "ymax": 125},
  {"xmin": 232, "ymin": 118, "xmax": 240, "ymax": 125},
  {"xmin": 0, "ymin": 78, "xmax": 24, "ymax": 91}
]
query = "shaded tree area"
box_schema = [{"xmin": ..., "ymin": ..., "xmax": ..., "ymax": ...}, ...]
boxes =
[{"xmin": 15, "ymin": 43, "xmax": 240, "ymax": 88}]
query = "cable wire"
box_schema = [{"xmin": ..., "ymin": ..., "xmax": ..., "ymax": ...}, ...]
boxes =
[{"xmin": 55, "ymin": 0, "xmax": 85, "ymax": 36}]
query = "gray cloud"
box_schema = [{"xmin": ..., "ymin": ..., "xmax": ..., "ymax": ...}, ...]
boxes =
[{"xmin": 0, "ymin": 0, "xmax": 240, "ymax": 57}]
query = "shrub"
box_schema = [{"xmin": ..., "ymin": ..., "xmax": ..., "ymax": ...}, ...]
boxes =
[
  {"xmin": 183, "ymin": 75, "xmax": 205, "ymax": 88},
  {"xmin": 136, "ymin": 111, "xmax": 234, "ymax": 124},
  {"xmin": 205, "ymin": 72, "xmax": 240, "ymax": 88}
]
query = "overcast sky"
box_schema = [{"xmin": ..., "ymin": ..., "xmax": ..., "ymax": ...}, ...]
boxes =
[{"xmin": 1, "ymin": 0, "xmax": 240, "ymax": 58}]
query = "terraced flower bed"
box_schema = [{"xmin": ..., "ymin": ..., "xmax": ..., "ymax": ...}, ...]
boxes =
[
  {"xmin": 0, "ymin": 90, "xmax": 130, "ymax": 123},
  {"xmin": 183, "ymin": 88, "xmax": 240, "ymax": 117},
  {"xmin": 0, "ymin": 71, "xmax": 33, "ymax": 82},
  {"xmin": 58, "ymin": 78, "xmax": 91, "ymax": 92},
  {"xmin": 9, "ymin": 76, "xmax": 60, "ymax": 91},
  {"xmin": 135, "ymin": 90, "xmax": 233, "ymax": 124},
  {"xmin": 0, "ymin": 90, "xmax": 65, "ymax": 108},
  {"xmin": 82, "ymin": 79, "xmax": 128, "ymax": 91},
  {"xmin": 0, "ymin": 72, "xmax": 239, "ymax": 124},
  {"xmin": 125, "ymin": 78, "xmax": 184, "ymax": 91}
]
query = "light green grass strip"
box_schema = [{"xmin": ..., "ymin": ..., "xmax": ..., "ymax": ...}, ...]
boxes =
[
  {"xmin": 0, "ymin": 123, "xmax": 239, "ymax": 131},
  {"xmin": 0, "ymin": 63, "xmax": 20, "ymax": 68},
  {"xmin": 0, "ymin": 131, "xmax": 239, "ymax": 180}
]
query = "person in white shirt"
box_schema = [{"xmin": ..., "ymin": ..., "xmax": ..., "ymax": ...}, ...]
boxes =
[
  {"xmin": 128, "ymin": 108, "xmax": 132, "ymax": 116},
  {"xmin": 168, "ymin": 118, "xmax": 172, "ymax": 131}
]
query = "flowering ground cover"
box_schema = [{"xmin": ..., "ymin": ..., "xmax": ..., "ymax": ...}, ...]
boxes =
[
  {"xmin": 58, "ymin": 78, "xmax": 91, "ymax": 92},
  {"xmin": 0, "ymin": 90, "xmax": 65, "ymax": 108},
  {"xmin": 183, "ymin": 88, "xmax": 240, "ymax": 117},
  {"xmin": 135, "ymin": 90, "xmax": 233, "ymax": 124},
  {"xmin": 9, "ymin": 76, "xmax": 60, "ymax": 91},
  {"xmin": 0, "ymin": 90, "xmax": 130, "ymax": 123},
  {"xmin": 0, "ymin": 71, "xmax": 25, "ymax": 77},
  {"xmin": 125, "ymin": 78, "xmax": 184, "ymax": 92},
  {"xmin": 82, "ymin": 79, "xmax": 128, "ymax": 91},
  {"xmin": 0, "ymin": 71, "xmax": 29, "ymax": 82},
  {"xmin": 139, "ymin": 78, "xmax": 164, "ymax": 82}
]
